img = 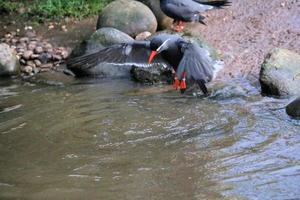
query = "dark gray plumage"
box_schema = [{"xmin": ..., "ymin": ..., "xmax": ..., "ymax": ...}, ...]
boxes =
[{"xmin": 160, "ymin": 0, "xmax": 231, "ymax": 31}]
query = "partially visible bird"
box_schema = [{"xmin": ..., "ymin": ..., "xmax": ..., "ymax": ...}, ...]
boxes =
[
  {"xmin": 67, "ymin": 33, "xmax": 220, "ymax": 95},
  {"xmin": 160, "ymin": 0, "xmax": 231, "ymax": 32}
]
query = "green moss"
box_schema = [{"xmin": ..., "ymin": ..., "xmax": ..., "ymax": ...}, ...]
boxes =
[{"xmin": 0, "ymin": 0, "xmax": 113, "ymax": 21}]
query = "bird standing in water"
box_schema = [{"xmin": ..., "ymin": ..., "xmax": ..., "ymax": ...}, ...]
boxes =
[
  {"xmin": 67, "ymin": 34, "xmax": 219, "ymax": 95},
  {"xmin": 160, "ymin": 0, "xmax": 231, "ymax": 32}
]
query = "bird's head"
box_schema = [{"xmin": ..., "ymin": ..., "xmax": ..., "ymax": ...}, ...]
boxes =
[{"xmin": 148, "ymin": 38, "xmax": 170, "ymax": 64}]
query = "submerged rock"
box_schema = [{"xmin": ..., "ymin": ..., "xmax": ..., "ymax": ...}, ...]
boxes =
[
  {"xmin": 23, "ymin": 70, "xmax": 75, "ymax": 86},
  {"xmin": 137, "ymin": 0, "xmax": 173, "ymax": 30},
  {"xmin": 286, "ymin": 97, "xmax": 300, "ymax": 119},
  {"xmin": 131, "ymin": 63, "xmax": 173, "ymax": 84},
  {"xmin": 0, "ymin": 43, "xmax": 20, "ymax": 76},
  {"xmin": 259, "ymin": 48, "xmax": 300, "ymax": 97},
  {"xmin": 97, "ymin": 0, "xmax": 157, "ymax": 37}
]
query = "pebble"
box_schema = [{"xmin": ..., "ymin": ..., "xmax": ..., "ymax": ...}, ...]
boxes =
[
  {"xmin": 34, "ymin": 46, "xmax": 44, "ymax": 54},
  {"xmin": 19, "ymin": 37, "xmax": 29, "ymax": 43},
  {"xmin": 135, "ymin": 31, "xmax": 152, "ymax": 40},
  {"xmin": 23, "ymin": 66, "xmax": 33, "ymax": 73},
  {"xmin": 27, "ymin": 43, "xmax": 36, "ymax": 50},
  {"xmin": 39, "ymin": 53, "xmax": 52, "ymax": 63},
  {"xmin": 1, "ymin": 29, "xmax": 69, "ymax": 75},
  {"xmin": 61, "ymin": 50, "xmax": 69, "ymax": 59},
  {"xmin": 34, "ymin": 59, "xmax": 42, "ymax": 67},
  {"xmin": 20, "ymin": 58, "xmax": 27, "ymax": 65},
  {"xmin": 22, "ymin": 50, "xmax": 33, "ymax": 60},
  {"xmin": 52, "ymin": 54, "xmax": 62, "ymax": 61},
  {"xmin": 30, "ymin": 54, "xmax": 40, "ymax": 59},
  {"xmin": 44, "ymin": 43, "xmax": 52, "ymax": 50},
  {"xmin": 40, "ymin": 63, "xmax": 53, "ymax": 68},
  {"xmin": 27, "ymin": 61, "xmax": 36, "ymax": 68}
]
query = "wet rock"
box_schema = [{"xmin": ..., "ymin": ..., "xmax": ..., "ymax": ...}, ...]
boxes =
[
  {"xmin": 259, "ymin": 48, "xmax": 300, "ymax": 97},
  {"xmin": 286, "ymin": 97, "xmax": 300, "ymax": 119},
  {"xmin": 22, "ymin": 65, "xmax": 33, "ymax": 74},
  {"xmin": 137, "ymin": 0, "xmax": 173, "ymax": 30},
  {"xmin": 131, "ymin": 63, "xmax": 173, "ymax": 84},
  {"xmin": 97, "ymin": 0, "xmax": 157, "ymax": 37},
  {"xmin": 23, "ymin": 70, "xmax": 75, "ymax": 86},
  {"xmin": 69, "ymin": 27, "xmax": 133, "ymax": 58},
  {"xmin": 0, "ymin": 43, "xmax": 20, "ymax": 76}
]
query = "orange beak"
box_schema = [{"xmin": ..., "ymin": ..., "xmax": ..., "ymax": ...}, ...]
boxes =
[{"xmin": 148, "ymin": 51, "xmax": 158, "ymax": 64}]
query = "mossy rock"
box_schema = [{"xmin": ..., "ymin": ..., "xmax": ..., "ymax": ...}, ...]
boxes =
[
  {"xmin": 259, "ymin": 48, "xmax": 300, "ymax": 97},
  {"xmin": 97, "ymin": 0, "xmax": 158, "ymax": 37}
]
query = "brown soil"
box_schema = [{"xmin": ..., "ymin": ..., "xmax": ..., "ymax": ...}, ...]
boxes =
[{"xmin": 192, "ymin": 0, "xmax": 300, "ymax": 79}]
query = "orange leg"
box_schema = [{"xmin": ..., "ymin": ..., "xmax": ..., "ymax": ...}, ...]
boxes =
[{"xmin": 171, "ymin": 20, "xmax": 185, "ymax": 32}]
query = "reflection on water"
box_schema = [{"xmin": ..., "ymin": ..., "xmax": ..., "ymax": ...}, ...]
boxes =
[{"xmin": 0, "ymin": 78, "xmax": 299, "ymax": 200}]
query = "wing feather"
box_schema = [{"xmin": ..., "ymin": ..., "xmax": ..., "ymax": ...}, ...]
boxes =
[{"xmin": 176, "ymin": 42, "xmax": 214, "ymax": 94}]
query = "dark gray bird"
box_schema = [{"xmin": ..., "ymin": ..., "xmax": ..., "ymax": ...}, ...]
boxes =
[
  {"xmin": 160, "ymin": 0, "xmax": 231, "ymax": 32},
  {"xmin": 67, "ymin": 34, "xmax": 219, "ymax": 95}
]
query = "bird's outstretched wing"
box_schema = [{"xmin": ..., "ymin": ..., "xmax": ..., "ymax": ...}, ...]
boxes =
[
  {"xmin": 176, "ymin": 42, "xmax": 214, "ymax": 94},
  {"xmin": 67, "ymin": 41, "xmax": 154, "ymax": 71}
]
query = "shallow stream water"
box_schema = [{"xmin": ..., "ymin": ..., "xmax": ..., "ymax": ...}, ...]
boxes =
[{"xmin": 0, "ymin": 77, "xmax": 299, "ymax": 200}]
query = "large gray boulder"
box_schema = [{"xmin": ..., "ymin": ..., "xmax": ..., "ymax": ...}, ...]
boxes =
[
  {"xmin": 69, "ymin": 27, "xmax": 134, "ymax": 58},
  {"xmin": 137, "ymin": 0, "xmax": 173, "ymax": 30},
  {"xmin": 0, "ymin": 43, "xmax": 20, "ymax": 76},
  {"xmin": 286, "ymin": 97, "xmax": 300, "ymax": 119},
  {"xmin": 68, "ymin": 28, "xmax": 138, "ymax": 77},
  {"xmin": 97, "ymin": 0, "xmax": 157, "ymax": 37},
  {"xmin": 259, "ymin": 48, "xmax": 300, "ymax": 97}
]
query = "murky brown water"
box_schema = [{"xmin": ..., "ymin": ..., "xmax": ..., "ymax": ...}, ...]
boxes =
[{"xmin": 0, "ymin": 77, "xmax": 299, "ymax": 200}]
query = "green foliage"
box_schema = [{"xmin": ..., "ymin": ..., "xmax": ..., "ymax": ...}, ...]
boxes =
[{"xmin": 0, "ymin": 0, "xmax": 113, "ymax": 20}]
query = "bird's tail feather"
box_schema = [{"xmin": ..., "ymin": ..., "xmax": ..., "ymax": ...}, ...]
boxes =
[{"xmin": 198, "ymin": 0, "xmax": 231, "ymax": 8}]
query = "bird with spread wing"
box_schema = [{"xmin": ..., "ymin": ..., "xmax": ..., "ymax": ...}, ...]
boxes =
[{"xmin": 67, "ymin": 33, "xmax": 220, "ymax": 95}]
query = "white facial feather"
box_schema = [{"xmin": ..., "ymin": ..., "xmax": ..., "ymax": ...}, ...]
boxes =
[{"xmin": 156, "ymin": 39, "xmax": 170, "ymax": 52}]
